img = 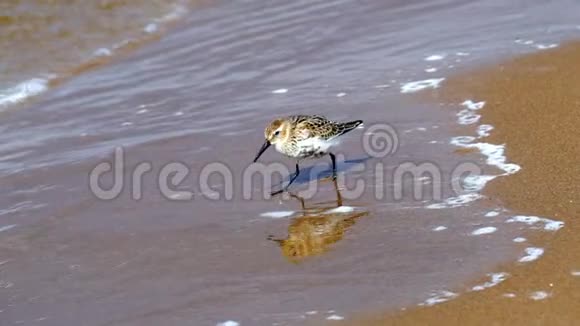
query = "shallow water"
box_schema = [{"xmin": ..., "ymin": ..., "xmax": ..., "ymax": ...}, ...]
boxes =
[{"xmin": 0, "ymin": 1, "xmax": 579, "ymax": 325}]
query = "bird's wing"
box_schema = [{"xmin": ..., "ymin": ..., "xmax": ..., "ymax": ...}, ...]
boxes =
[{"xmin": 294, "ymin": 116, "xmax": 333, "ymax": 141}]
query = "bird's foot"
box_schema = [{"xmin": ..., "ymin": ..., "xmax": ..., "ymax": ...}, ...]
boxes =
[
  {"xmin": 319, "ymin": 174, "xmax": 337, "ymax": 183},
  {"xmin": 270, "ymin": 188, "xmax": 287, "ymax": 197}
]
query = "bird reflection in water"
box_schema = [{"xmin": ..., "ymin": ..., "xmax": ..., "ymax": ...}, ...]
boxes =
[{"xmin": 268, "ymin": 179, "xmax": 368, "ymax": 262}]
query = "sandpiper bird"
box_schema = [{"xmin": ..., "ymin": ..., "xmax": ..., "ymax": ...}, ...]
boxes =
[{"xmin": 253, "ymin": 115, "xmax": 363, "ymax": 195}]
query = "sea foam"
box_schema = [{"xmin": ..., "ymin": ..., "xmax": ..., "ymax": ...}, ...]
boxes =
[
  {"xmin": 400, "ymin": 78, "xmax": 445, "ymax": 93},
  {"xmin": 0, "ymin": 78, "xmax": 49, "ymax": 108}
]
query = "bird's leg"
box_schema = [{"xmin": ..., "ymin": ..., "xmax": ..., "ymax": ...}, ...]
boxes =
[
  {"xmin": 271, "ymin": 162, "xmax": 300, "ymax": 196},
  {"xmin": 329, "ymin": 152, "xmax": 337, "ymax": 180},
  {"xmin": 288, "ymin": 192, "xmax": 307, "ymax": 214},
  {"xmin": 285, "ymin": 162, "xmax": 301, "ymax": 189},
  {"xmin": 332, "ymin": 177, "xmax": 343, "ymax": 207}
]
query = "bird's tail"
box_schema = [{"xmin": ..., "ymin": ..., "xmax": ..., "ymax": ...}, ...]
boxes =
[{"xmin": 336, "ymin": 120, "xmax": 364, "ymax": 137}]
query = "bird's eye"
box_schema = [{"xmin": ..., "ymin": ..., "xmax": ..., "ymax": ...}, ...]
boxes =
[{"xmin": 274, "ymin": 130, "xmax": 280, "ymax": 136}]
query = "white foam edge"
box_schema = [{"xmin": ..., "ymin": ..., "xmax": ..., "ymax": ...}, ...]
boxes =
[
  {"xmin": 450, "ymin": 137, "xmax": 521, "ymax": 175},
  {"xmin": 425, "ymin": 54, "xmax": 446, "ymax": 61},
  {"xmin": 260, "ymin": 211, "xmax": 295, "ymax": 219},
  {"xmin": 530, "ymin": 291, "xmax": 550, "ymax": 300},
  {"xmin": 325, "ymin": 206, "xmax": 355, "ymax": 214},
  {"xmin": 471, "ymin": 226, "xmax": 498, "ymax": 236},
  {"xmin": 326, "ymin": 315, "xmax": 345, "ymax": 320},
  {"xmin": 485, "ymin": 210, "xmax": 500, "ymax": 217},
  {"xmin": 519, "ymin": 247, "xmax": 544, "ymax": 263},
  {"xmin": 462, "ymin": 174, "xmax": 496, "ymax": 192},
  {"xmin": 0, "ymin": 224, "xmax": 17, "ymax": 233},
  {"xmin": 505, "ymin": 215, "xmax": 564, "ymax": 231},
  {"xmin": 0, "ymin": 78, "xmax": 50, "ymax": 107},
  {"xmin": 216, "ymin": 321, "xmax": 240, "ymax": 326},
  {"xmin": 456, "ymin": 109, "xmax": 481, "ymax": 125},
  {"xmin": 471, "ymin": 272, "xmax": 509, "ymax": 291},
  {"xmin": 144, "ymin": 23, "xmax": 159, "ymax": 33},
  {"xmin": 477, "ymin": 124, "xmax": 494, "ymax": 138},
  {"xmin": 536, "ymin": 43, "xmax": 558, "ymax": 50},
  {"xmin": 426, "ymin": 193, "xmax": 482, "ymax": 209},
  {"xmin": 462, "ymin": 100, "xmax": 486, "ymax": 110},
  {"xmin": 400, "ymin": 78, "xmax": 445, "ymax": 93},
  {"xmin": 419, "ymin": 290, "xmax": 458, "ymax": 306},
  {"xmin": 93, "ymin": 47, "xmax": 113, "ymax": 57}
]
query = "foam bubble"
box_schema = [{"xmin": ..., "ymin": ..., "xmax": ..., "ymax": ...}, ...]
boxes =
[
  {"xmin": 536, "ymin": 43, "xmax": 558, "ymax": 50},
  {"xmin": 425, "ymin": 54, "xmax": 445, "ymax": 61},
  {"xmin": 519, "ymin": 247, "xmax": 544, "ymax": 263},
  {"xmin": 216, "ymin": 321, "xmax": 240, "ymax": 326},
  {"xmin": 336, "ymin": 92, "xmax": 347, "ymax": 97},
  {"xmin": 472, "ymin": 272, "xmax": 508, "ymax": 291},
  {"xmin": 513, "ymin": 237, "xmax": 527, "ymax": 243},
  {"xmin": 260, "ymin": 211, "xmax": 295, "ymax": 219},
  {"xmin": 457, "ymin": 109, "xmax": 481, "ymax": 125},
  {"xmin": 420, "ymin": 290, "xmax": 458, "ymax": 306},
  {"xmin": 503, "ymin": 293, "xmax": 516, "ymax": 298},
  {"xmin": 471, "ymin": 226, "xmax": 498, "ymax": 236},
  {"xmin": 456, "ymin": 52, "xmax": 470, "ymax": 56},
  {"xmin": 506, "ymin": 215, "xmax": 564, "ymax": 231},
  {"xmin": 425, "ymin": 67, "xmax": 438, "ymax": 73},
  {"xmin": 271, "ymin": 88, "xmax": 288, "ymax": 94},
  {"xmin": 477, "ymin": 124, "xmax": 494, "ymax": 138},
  {"xmin": 144, "ymin": 23, "xmax": 159, "ymax": 33},
  {"xmin": 426, "ymin": 193, "xmax": 482, "ymax": 209},
  {"xmin": 400, "ymin": 78, "xmax": 445, "ymax": 93},
  {"xmin": 432, "ymin": 226, "xmax": 447, "ymax": 231},
  {"xmin": 94, "ymin": 48, "xmax": 112, "ymax": 57},
  {"xmin": 462, "ymin": 100, "xmax": 486, "ymax": 110},
  {"xmin": 485, "ymin": 211, "xmax": 500, "ymax": 217},
  {"xmin": 326, "ymin": 315, "xmax": 345, "ymax": 320},
  {"xmin": 464, "ymin": 174, "xmax": 497, "ymax": 192},
  {"xmin": 451, "ymin": 141, "xmax": 521, "ymax": 176},
  {"xmin": 571, "ymin": 270, "xmax": 580, "ymax": 276},
  {"xmin": 530, "ymin": 291, "xmax": 550, "ymax": 300},
  {"xmin": 0, "ymin": 224, "xmax": 17, "ymax": 233},
  {"xmin": 450, "ymin": 136, "xmax": 476, "ymax": 145},
  {"xmin": 0, "ymin": 78, "xmax": 49, "ymax": 107},
  {"xmin": 305, "ymin": 311, "xmax": 318, "ymax": 315},
  {"xmin": 515, "ymin": 39, "xmax": 535, "ymax": 45}
]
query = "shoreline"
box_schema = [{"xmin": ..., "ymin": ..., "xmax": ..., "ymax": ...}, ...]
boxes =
[{"xmin": 344, "ymin": 42, "xmax": 580, "ymax": 325}]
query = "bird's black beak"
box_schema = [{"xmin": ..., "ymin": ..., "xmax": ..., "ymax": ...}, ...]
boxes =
[{"xmin": 253, "ymin": 140, "xmax": 271, "ymax": 162}]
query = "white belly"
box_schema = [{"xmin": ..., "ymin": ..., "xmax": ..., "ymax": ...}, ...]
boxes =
[{"xmin": 295, "ymin": 137, "xmax": 338, "ymax": 158}]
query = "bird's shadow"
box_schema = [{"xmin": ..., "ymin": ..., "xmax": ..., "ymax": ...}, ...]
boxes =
[{"xmin": 274, "ymin": 155, "xmax": 371, "ymax": 189}]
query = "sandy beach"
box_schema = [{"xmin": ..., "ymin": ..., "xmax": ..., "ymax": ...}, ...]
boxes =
[
  {"xmin": 345, "ymin": 42, "xmax": 580, "ymax": 325},
  {"xmin": 1, "ymin": 1, "xmax": 580, "ymax": 325}
]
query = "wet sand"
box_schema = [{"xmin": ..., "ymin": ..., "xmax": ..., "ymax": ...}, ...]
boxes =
[
  {"xmin": 1, "ymin": 2, "xmax": 580, "ymax": 325},
  {"xmin": 346, "ymin": 42, "xmax": 580, "ymax": 325}
]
